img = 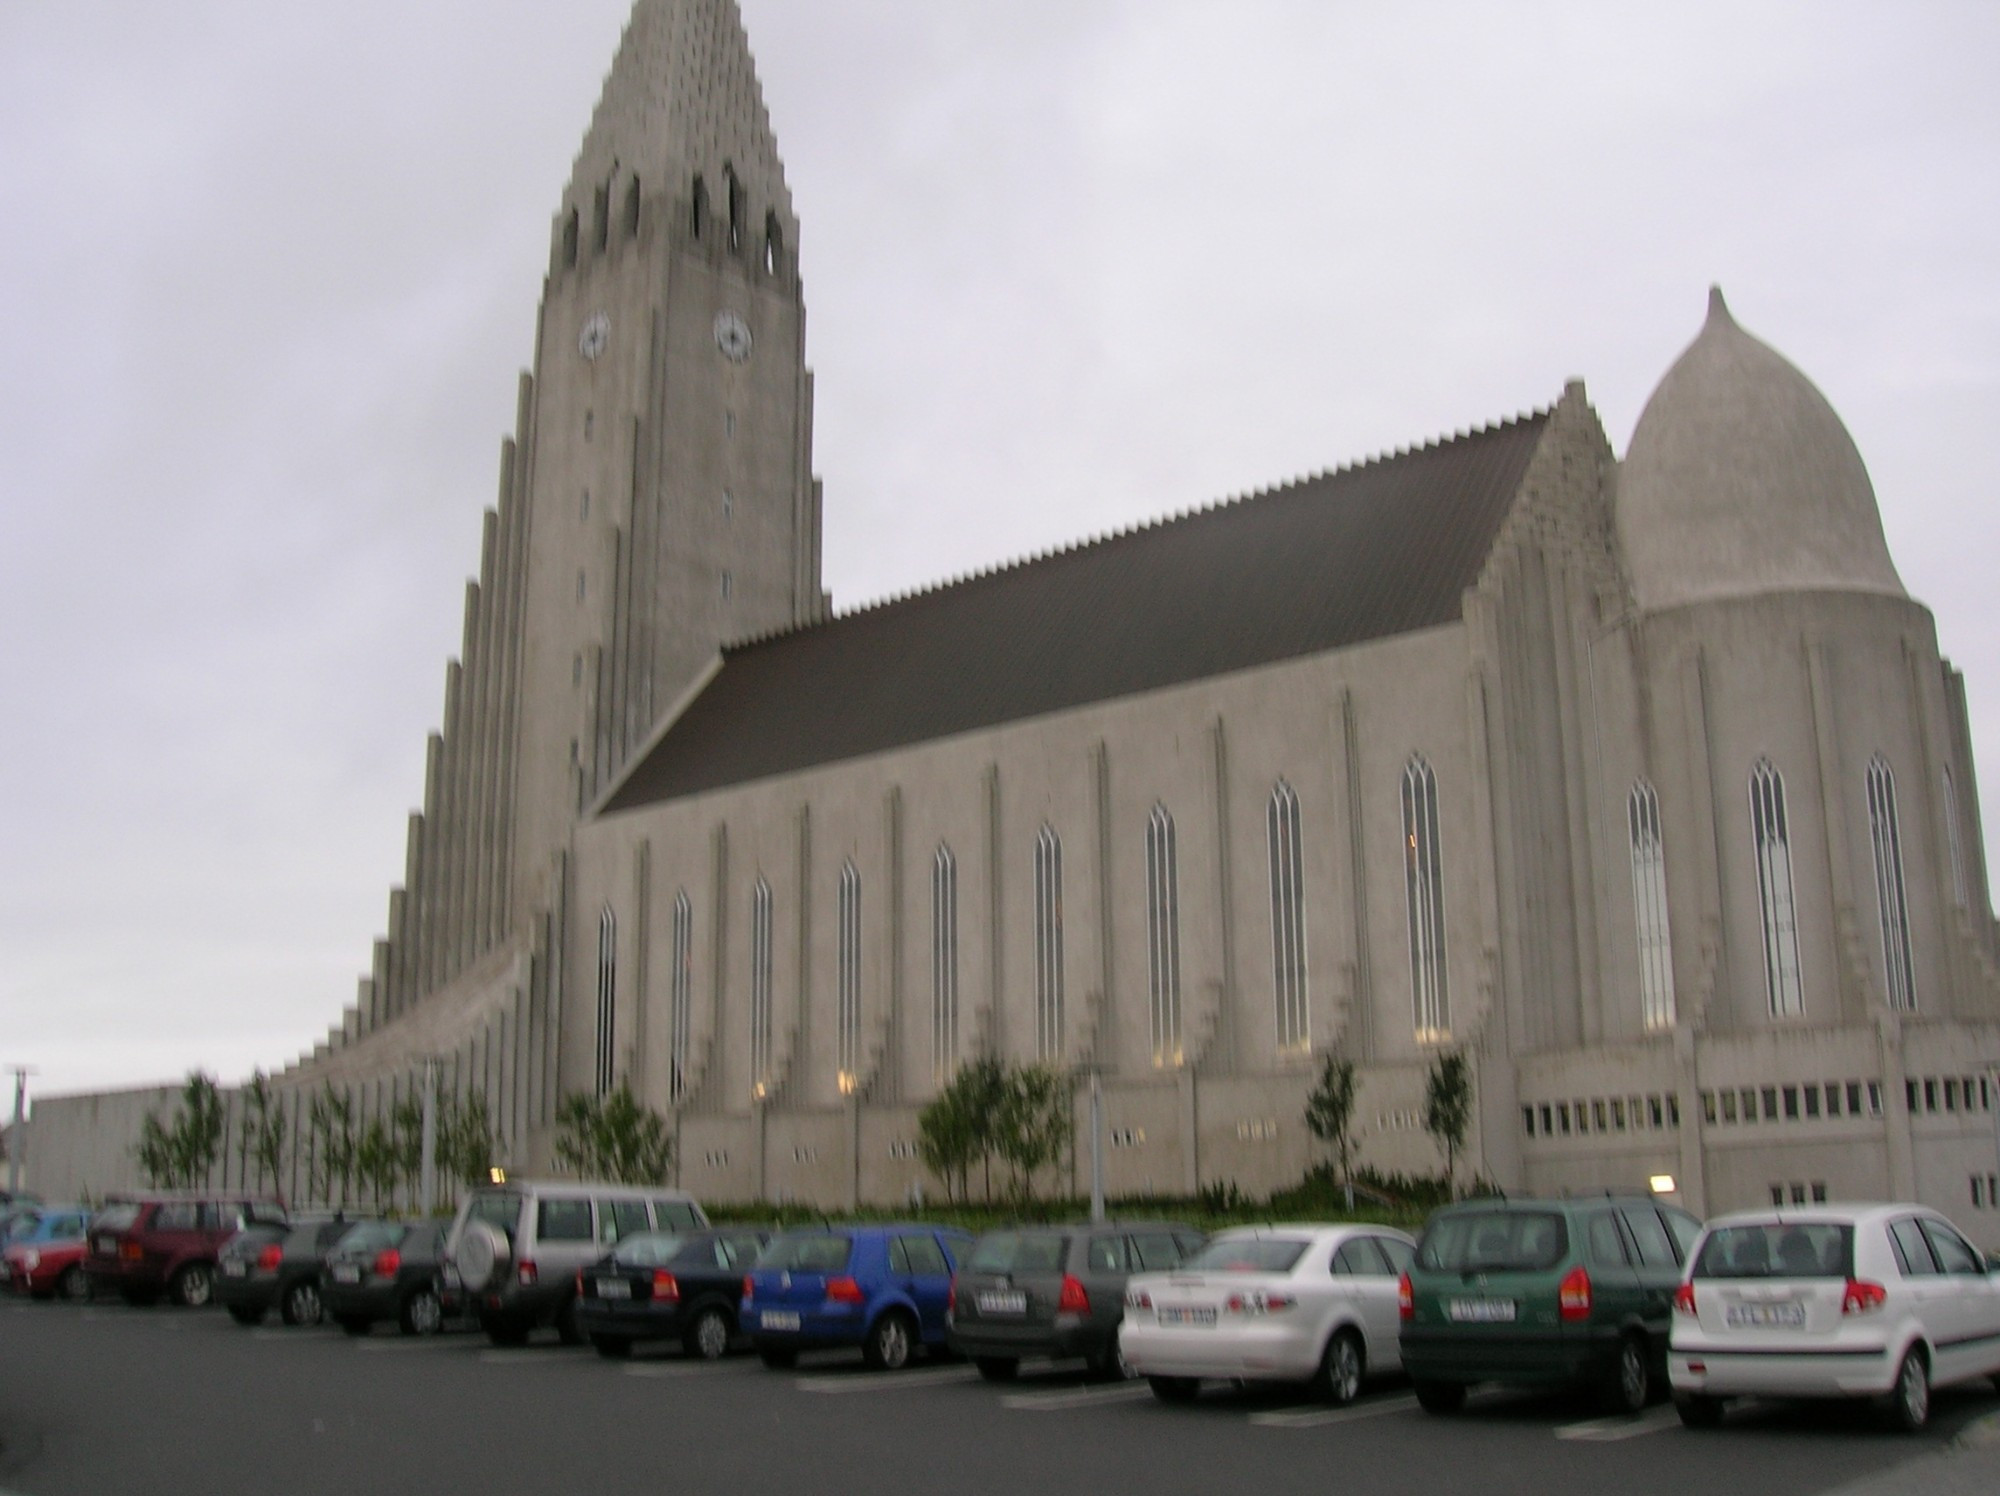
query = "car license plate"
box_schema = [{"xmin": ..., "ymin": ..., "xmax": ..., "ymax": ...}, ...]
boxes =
[
  {"xmin": 597, "ymin": 1278, "xmax": 631, "ymax": 1300},
  {"xmin": 1725, "ymin": 1301, "xmax": 1805, "ymax": 1329},
  {"xmin": 331, "ymin": 1264, "xmax": 361, "ymax": 1285},
  {"xmin": 1157, "ymin": 1306, "xmax": 1217, "ymax": 1327},
  {"xmin": 976, "ymin": 1291, "xmax": 1027, "ymax": 1315},
  {"xmin": 761, "ymin": 1310, "xmax": 801, "ymax": 1332},
  {"xmin": 222, "ymin": 1260, "xmax": 248, "ymax": 1278},
  {"xmin": 1447, "ymin": 1298, "xmax": 1518, "ymax": 1323}
]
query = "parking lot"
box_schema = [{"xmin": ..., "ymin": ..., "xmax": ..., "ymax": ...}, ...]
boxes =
[{"xmin": 1, "ymin": 1294, "xmax": 1996, "ymax": 1496}]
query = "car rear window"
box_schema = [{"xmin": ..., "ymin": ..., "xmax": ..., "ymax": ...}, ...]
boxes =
[
  {"xmin": 612, "ymin": 1233, "xmax": 684, "ymax": 1267},
  {"xmin": 1416, "ymin": 1212, "xmax": 1568, "ymax": 1273},
  {"xmin": 333, "ymin": 1222, "xmax": 401, "ymax": 1254},
  {"xmin": 537, "ymin": 1199, "xmax": 594, "ymax": 1242},
  {"xmin": 969, "ymin": 1233, "xmax": 1069, "ymax": 1274},
  {"xmin": 1186, "ymin": 1237, "xmax": 1308, "ymax": 1273},
  {"xmin": 465, "ymin": 1192, "xmax": 522, "ymax": 1239},
  {"xmin": 757, "ymin": 1235, "xmax": 852, "ymax": 1273},
  {"xmin": 1692, "ymin": 1223, "xmax": 1854, "ymax": 1279}
]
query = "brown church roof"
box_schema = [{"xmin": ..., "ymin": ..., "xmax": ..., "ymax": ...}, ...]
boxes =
[{"xmin": 600, "ymin": 410, "xmax": 1551, "ymax": 812}]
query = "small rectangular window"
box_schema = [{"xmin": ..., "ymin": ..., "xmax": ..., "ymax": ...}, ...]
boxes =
[
  {"xmin": 1782, "ymin": 1087, "xmax": 1799, "ymax": 1120},
  {"xmin": 1668, "ymin": 1095, "xmax": 1680, "ymax": 1127},
  {"xmin": 1770, "ymin": 1185, "xmax": 1786, "ymax": 1207},
  {"xmin": 1824, "ymin": 1083, "xmax": 1841, "ymax": 1118},
  {"xmin": 1789, "ymin": 1184, "xmax": 1807, "ymax": 1205},
  {"xmin": 1925, "ymin": 1078, "xmax": 1939, "ymax": 1113},
  {"xmin": 1557, "ymin": 1103, "xmax": 1571, "ymax": 1135},
  {"xmin": 1944, "ymin": 1078, "xmax": 1959, "ymax": 1112},
  {"xmin": 1761, "ymin": 1087, "xmax": 1779, "ymax": 1121},
  {"xmin": 1593, "ymin": 1100, "xmax": 1608, "ymax": 1132},
  {"xmin": 721, "ymin": 571, "xmax": 733, "ymax": 599},
  {"xmin": 1990, "ymin": 1175, "xmax": 1998, "ymax": 1208},
  {"xmin": 1868, "ymin": 1081, "xmax": 1883, "ymax": 1116},
  {"xmin": 1539, "ymin": 1104, "xmax": 1553, "ymax": 1136},
  {"xmin": 1721, "ymin": 1091, "xmax": 1738, "ymax": 1123},
  {"xmin": 1522, "ymin": 1107, "xmax": 1536, "ymax": 1137},
  {"xmin": 1700, "ymin": 1092, "xmax": 1717, "ymax": 1125},
  {"xmin": 1984, "ymin": 1078, "xmax": 1994, "ymax": 1110},
  {"xmin": 1803, "ymin": 1085, "xmax": 1821, "ymax": 1118},
  {"xmin": 1908, "ymin": 1079, "xmax": 1921, "ymax": 1112},
  {"xmin": 1974, "ymin": 1177, "xmax": 1984, "ymax": 1209},
  {"xmin": 1742, "ymin": 1088, "xmax": 1758, "ymax": 1122},
  {"xmin": 1611, "ymin": 1099, "xmax": 1627, "ymax": 1131},
  {"xmin": 1810, "ymin": 1182, "xmax": 1827, "ymax": 1203}
]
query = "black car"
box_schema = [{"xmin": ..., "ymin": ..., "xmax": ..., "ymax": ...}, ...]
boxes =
[
  {"xmin": 949, "ymin": 1222, "xmax": 1205, "ymax": 1380},
  {"xmin": 216, "ymin": 1215, "xmax": 363, "ymax": 1327},
  {"xmin": 575, "ymin": 1228, "xmax": 770, "ymax": 1359},
  {"xmin": 321, "ymin": 1220, "xmax": 455, "ymax": 1337}
]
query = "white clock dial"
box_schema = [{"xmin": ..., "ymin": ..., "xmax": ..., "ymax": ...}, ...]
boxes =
[
  {"xmin": 578, "ymin": 312, "xmax": 611, "ymax": 361},
  {"xmin": 713, "ymin": 310, "xmax": 752, "ymax": 363}
]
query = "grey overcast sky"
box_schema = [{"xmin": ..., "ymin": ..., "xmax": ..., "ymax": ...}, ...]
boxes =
[{"xmin": 5, "ymin": 1, "xmax": 2000, "ymax": 1101}]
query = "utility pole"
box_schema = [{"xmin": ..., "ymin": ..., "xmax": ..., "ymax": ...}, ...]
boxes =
[
  {"xmin": 6, "ymin": 1067, "xmax": 34, "ymax": 1197},
  {"xmin": 1087, "ymin": 1067, "xmax": 1105, "ymax": 1224}
]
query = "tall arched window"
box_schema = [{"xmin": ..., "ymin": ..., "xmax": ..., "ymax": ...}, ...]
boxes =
[
  {"xmin": 595, "ymin": 907, "xmax": 617, "ymax": 1095},
  {"xmin": 1267, "ymin": 780, "xmax": 1310, "ymax": 1053},
  {"xmin": 1145, "ymin": 804, "xmax": 1183, "ymax": 1068},
  {"xmin": 1944, "ymin": 767, "xmax": 1968, "ymax": 909},
  {"xmin": 1749, "ymin": 758, "xmax": 1805, "ymax": 1017},
  {"xmin": 1034, "ymin": 824, "xmax": 1065, "ymax": 1061},
  {"xmin": 1867, "ymin": 756, "xmax": 1916, "ymax": 1012},
  {"xmin": 749, "ymin": 879, "xmax": 773, "ymax": 1098},
  {"xmin": 1402, "ymin": 756, "xmax": 1450, "ymax": 1040},
  {"xmin": 623, "ymin": 176, "xmax": 642, "ymax": 239},
  {"xmin": 837, "ymin": 861, "xmax": 862, "ymax": 1093},
  {"xmin": 1628, "ymin": 781, "xmax": 1677, "ymax": 1031},
  {"xmin": 669, "ymin": 892, "xmax": 693, "ymax": 1103},
  {"xmin": 932, "ymin": 844, "xmax": 959, "ymax": 1084}
]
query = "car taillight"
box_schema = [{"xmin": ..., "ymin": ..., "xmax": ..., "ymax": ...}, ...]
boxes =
[
  {"xmin": 946, "ymin": 1275, "xmax": 956, "ymax": 1314},
  {"xmin": 651, "ymin": 1270, "xmax": 679, "ymax": 1302},
  {"xmin": 1260, "ymin": 1292, "xmax": 1296, "ymax": 1313},
  {"xmin": 576, "ymin": 1270, "xmax": 586, "ymax": 1298},
  {"xmin": 1398, "ymin": 1273, "xmax": 1414, "ymax": 1320},
  {"xmin": 373, "ymin": 1249, "xmax": 401, "ymax": 1279},
  {"xmin": 517, "ymin": 1260, "xmax": 538, "ymax": 1287},
  {"xmin": 1125, "ymin": 1287, "xmax": 1153, "ymax": 1311},
  {"xmin": 1057, "ymin": 1275, "xmax": 1090, "ymax": 1315},
  {"xmin": 1842, "ymin": 1279, "xmax": 1887, "ymax": 1316},
  {"xmin": 826, "ymin": 1276, "xmax": 865, "ymax": 1305},
  {"xmin": 1673, "ymin": 1283, "xmax": 1697, "ymax": 1317},
  {"xmin": 120, "ymin": 1243, "xmax": 144, "ymax": 1263},
  {"xmin": 257, "ymin": 1244, "xmax": 282, "ymax": 1273},
  {"xmin": 1558, "ymin": 1266, "xmax": 1592, "ymax": 1322},
  {"xmin": 742, "ymin": 1274, "xmax": 754, "ymax": 1306}
]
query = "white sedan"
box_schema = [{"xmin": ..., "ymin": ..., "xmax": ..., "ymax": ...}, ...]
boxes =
[
  {"xmin": 1120, "ymin": 1224, "xmax": 1415, "ymax": 1405},
  {"xmin": 1669, "ymin": 1203, "xmax": 2000, "ymax": 1431}
]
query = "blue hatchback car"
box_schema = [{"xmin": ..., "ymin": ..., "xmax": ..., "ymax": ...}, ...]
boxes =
[{"xmin": 744, "ymin": 1225, "xmax": 972, "ymax": 1371}]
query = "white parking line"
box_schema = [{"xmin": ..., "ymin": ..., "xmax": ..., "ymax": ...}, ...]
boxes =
[
  {"xmin": 355, "ymin": 1337, "xmax": 473, "ymax": 1353},
  {"xmin": 623, "ymin": 1359, "xmax": 754, "ymax": 1379},
  {"xmin": 1002, "ymin": 1383, "xmax": 1157, "ymax": 1413},
  {"xmin": 1553, "ymin": 1406, "xmax": 1680, "ymax": 1442},
  {"xmin": 796, "ymin": 1365, "xmax": 981, "ymax": 1394},
  {"xmin": 250, "ymin": 1328, "xmax": 338, "ymax": 1342},
  {"xmin": 1250, "ymin": 1394, "xmax": 1420, "ymax": 1429},
  {"xmin": 476, "ymin": 1348, "xmax": 590, "ymax": 1365}
]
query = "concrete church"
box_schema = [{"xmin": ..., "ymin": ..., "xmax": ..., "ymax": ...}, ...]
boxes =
[{"xmin": 31, "ymin": 0, "xmax": 2000, "ymax": 1244}]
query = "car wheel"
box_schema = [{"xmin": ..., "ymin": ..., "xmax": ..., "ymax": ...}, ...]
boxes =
[
  {"xmin": 281, "ymin": 1281, "xmax": 323, "ymax": 1328},
  {"xmin": 593, "ymin": 1334, "xmax": 633, "ymax": 1359},
  {"xmin": 1413, "ymin": 1379, "xmax": 1468, "ymax": 1414},
  {"xmin": 1674, "ymin": 1394, "xmax": 1726, "ymax": 1429},
  {"xmin": 757, "ymin": 1344, "xmax": 799, "ymax": 1370},
  {"xmin": 226, "ymin": 1304, "xmax": 263, "ymax": 1327},
  {"xmin": 684, "ymin": 1306, "xmax": 732, "ymax": 1361},
  {"xmin": 171, "ymin": 1264, "xmax": 213, "ymax": 1309},
  {"xmin": 555, "ymin": 1296, "xmax": 585, "ymax": 1346},
  {"xmin": 862, "ymin": 1310, "xmax": 916, "ymax": 1371},
  {"xmin": 1600, "ymin": 1334, "xmax": 1650, "ymax": 1415},
  {"xmin": 338, "ymin": 1314, "xmax": 372, "ymax": 1337},
  {"xmin": 400, "ymin": 1286, "xmax": 443, "ymax": 1337},
  {"xmin": 1884, "ymin": 1347, "xmax": 1930, "ymax": 1432},
  {"xmin": 1316, "ymin": 1329, "xmax": 1365, "ymax": 1407},
  {"xmin": 1147, "ymin": 1375, "xmax": 1200, "ymax": 1404},
  {"xmin": 975, "ymin": 1356, "xmax": 1020, "ymax": 1383},
  {"xmin": 58, "ymin": 1266, "xmax": 90, "ymax": 1303}
]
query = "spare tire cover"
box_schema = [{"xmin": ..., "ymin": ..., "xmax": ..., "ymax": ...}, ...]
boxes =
[{"xmin": 456, "ymin": 1220, "xmax": 511, "ymax": 1294}]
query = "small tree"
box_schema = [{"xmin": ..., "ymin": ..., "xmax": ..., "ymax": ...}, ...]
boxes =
[
  {"xmin": 1304, "ymin": 1050, "xmax": 1359, "ymax": 1208},
  {"xmin": 355, "ymin": 1118, "xmax": 400, "ymax": 1211},
  {"xmin": 554, "ymin": 1084, "xmax": 675, "ymax": 1185},
  {"xmin": 440, "ymin": 1090, "xmax": 498, "ymax": 1189},
  {"xmin": 238, "ymin": 1071, "xmax": 288, "ymax": 1202},
  {"xmin": 958, "ymin": 1054, "xmax": 1011, "ymax": 1202},
  {"xmin": 915, "ymin": 1071, "xmax": 981, "ymax": 1202},
  {"xmin": 995, "ymin": 1064, "xmax": 1073, "ymax": 1204},
  {"xmin": 390, "ymin": 1094, "xmax": 426, "ymax": 1203},
  {"xmin": 306, "ymin": 1084, "xmax": 358, "ymax": 1206},
  {"xmin": 1422, "ymin": 1049, "xmax": 1474, "ymax": 1198},
  {"xmin": 134, "ymin": 1071, "xmax": 226, "ymax": 1189}
]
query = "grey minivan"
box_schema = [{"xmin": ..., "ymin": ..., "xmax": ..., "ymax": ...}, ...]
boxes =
[
  {"xmin": 948, "ymin": 1223, "xmax": 1204, "ymax": 1381},
  {"xmin": 447, "ymin": 1181, "xmax": 707, "ymax": 1346}
]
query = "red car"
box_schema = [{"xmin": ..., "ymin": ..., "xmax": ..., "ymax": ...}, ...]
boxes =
[
  {"xmin": 1, "ymin": 1207, "xmax": 93, "ymax": 1300},
  {"xmin": 83, "ymin": 1194, "xmax": 288, "ymax": 1307}
]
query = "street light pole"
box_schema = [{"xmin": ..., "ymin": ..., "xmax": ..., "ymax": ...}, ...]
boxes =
[
  {"xmin": 419, "ymin": 1059, "xmax": 439, "ymax": 1217},
  {"xmin": 6, "ymin": 1067, "xmax": 33, "ymax": 1197}
]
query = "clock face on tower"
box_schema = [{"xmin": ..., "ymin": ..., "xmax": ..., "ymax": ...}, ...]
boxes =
[
  {"xmin": 713, "ymin": 310, "xmax": 752, "ymax": 363},
  {"xmin": 578, "ymin": 312, "xmax": 611, "ymax": 361}
]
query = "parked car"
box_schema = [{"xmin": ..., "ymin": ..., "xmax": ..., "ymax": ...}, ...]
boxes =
[
  {"xmin": 0, "ymin": 1206, "xmax": 92, "ymax": 1300},
  {"xmin": 446, "ymin": 1180, "xmax": 707, "ymax": 1346},
  {"xmin": 1668, "ymin": 1203, "xmax": 2000, "ymax": 1431},
  {"xmin": 1399, "ymin": 1193, "xmax": 1702, "ymax": 1414},
  {"xmin": 0, "ymin": 1200, "xmax": 44, "ymax": 1245},
  {"xmin": 745, "ymin": 1225, "xmax": 973, "ymax": 1371},
  {"xmin": 322, "ymin": 1220, "xmax": 457, "ymax": 1337},
  {"xmin": 949, "ymin": 1222, "xmax": 1204, "ymax": 1381},
  {"xmin": 1120, "ymin": 1224, "xmax": 1415, "ymax": 1405},
  {"xmin": 574, "ymin": 1227, "xmax": 770, "ymax": 1359},
  {"xmin": 216, "ymin": 1214, "xmax": 365, "ymax": 1327},
  {"xmin": 84, "ymin": 1194, "xmax": 290, "ymax": 1307}
]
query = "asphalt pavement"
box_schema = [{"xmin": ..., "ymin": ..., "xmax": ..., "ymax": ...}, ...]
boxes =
[{"xmin": 0, "ymin": 1294, "xmax": 1994, "ymax": 1496}]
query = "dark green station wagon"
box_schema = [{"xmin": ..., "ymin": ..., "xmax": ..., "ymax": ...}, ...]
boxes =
[{"xmin": 1399, "ymin": 1194, "xmax": 1702, "ymax": 1414}]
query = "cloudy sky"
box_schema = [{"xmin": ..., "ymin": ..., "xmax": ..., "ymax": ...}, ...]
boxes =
[{"xmin": 5, "ymin": 1, "xmax": 1999, "ymax": 1103}]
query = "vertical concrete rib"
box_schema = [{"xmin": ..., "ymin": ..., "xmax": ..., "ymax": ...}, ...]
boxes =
[
  {"xmin": 395, "ymin": 814, "xmax": 424, "ymax": 1015},
  {"xmin": 416, "ymin": 732, "xmax": 446, "ymax": 996},
  {"xmin": 463, "ymin": 509, "xmax": 501, "ymax": 964},
  {"xmin": 434, "ymin": 664, "xmax": 467, "ymax": 992},
  {"xmin": 632, "ymin": 839, "xmax": 652, "ymax": 1097}
]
